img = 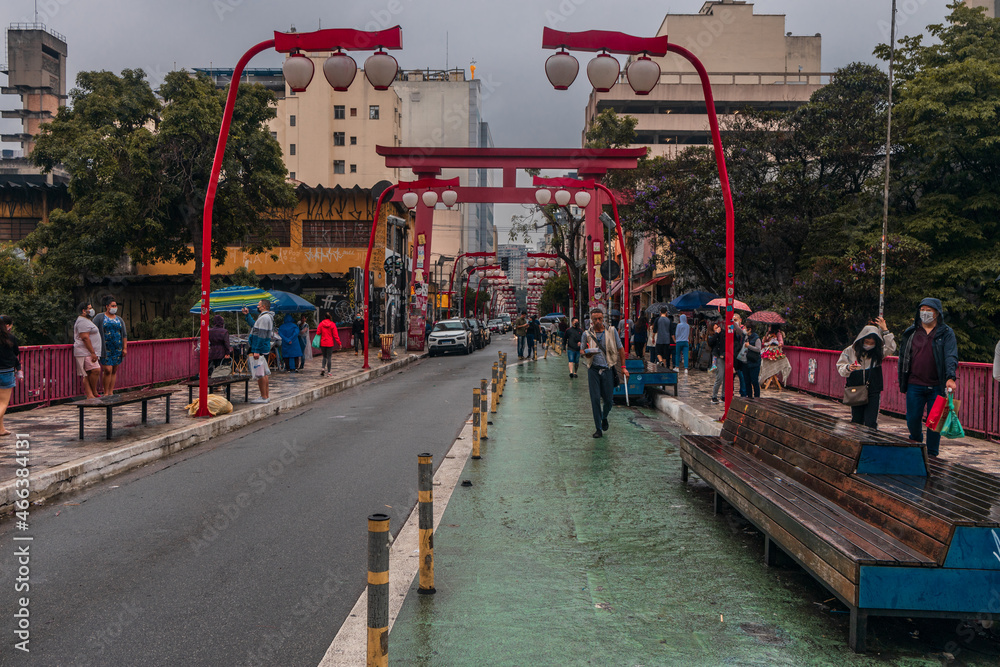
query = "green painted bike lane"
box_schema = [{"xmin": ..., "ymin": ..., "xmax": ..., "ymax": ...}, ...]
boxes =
[{"xmin": 390, "ymin": 357, "xmax": 998, "ymax": 666}]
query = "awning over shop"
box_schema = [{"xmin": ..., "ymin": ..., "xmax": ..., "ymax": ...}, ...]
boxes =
[{"xmin": 631, "ymin": 275, "xmax": 671, "ymax": 294}]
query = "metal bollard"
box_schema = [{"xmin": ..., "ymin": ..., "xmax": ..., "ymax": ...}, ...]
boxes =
[
  {"xmin": 480, "ymin": 379, "xmax": 489, "ymax": 438},
  {"xmin": 417, "ymin": 453, "xmax": 436, "ymax": 595},
  {"xmin": 472, "ymin": 387, "xmax": 481, "ymax": 459},
  {"xmin": 367, "ymin": 513, "xmax": 390, "ymax": 667},
  {"xmin": 491, "ymin": 363, "xmax": 498, "ymax": 414}
]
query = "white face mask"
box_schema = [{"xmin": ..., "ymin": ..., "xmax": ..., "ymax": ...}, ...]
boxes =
[
  {"xmin": 863, "ymin": 343, "xmax": 876, "ymax": 351},
  {"xmin": 109, "ymin": 307, "xmax": 118, "ymax": 315},
  {"xmin": 919, "ymin": 310, "xmax": 935, "ymax": 324},
  {"xmin": 87, "ymin": 308, "xmax": 95, "ymax": 317}
]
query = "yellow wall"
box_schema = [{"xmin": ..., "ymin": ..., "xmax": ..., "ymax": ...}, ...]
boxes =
[{"xmin": 135, "ymin": 187, "xmax": 407, "ymax": 287}]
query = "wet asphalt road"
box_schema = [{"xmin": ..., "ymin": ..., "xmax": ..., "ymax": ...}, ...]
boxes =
[{"xmin": 0, "ymin": 340, "xmax": 513, "ymax": 667}]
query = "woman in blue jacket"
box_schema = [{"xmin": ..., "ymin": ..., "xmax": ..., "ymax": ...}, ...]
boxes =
[{"xmin": 278, "ymin": 314, "xmax": 303, "ymax": 373}]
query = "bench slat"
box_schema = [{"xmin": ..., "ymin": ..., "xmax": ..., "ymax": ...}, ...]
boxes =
[
  {"xmin": 723, "ymin": 413, "xmax": 858, "ymax": 474},
  {"xmin": 858, "ymin": 475, "xmax": 1000, "ymax": 527}
]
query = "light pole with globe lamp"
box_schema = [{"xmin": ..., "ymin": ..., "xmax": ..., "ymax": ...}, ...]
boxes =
[{"xmin": 195, "ymin": 26, "xmax": 403, "ymax": 415}]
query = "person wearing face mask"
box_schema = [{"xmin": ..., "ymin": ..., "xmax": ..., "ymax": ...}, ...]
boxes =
[
  {"xmin": 92, "ymin": 295, "xmax": 128, "ymax": 396},
  {"xmin": 73, "ymin": 302, "xmax": 102, "ymax": 398},
  {"xmin": 898, "ymin": 298, "xmax": 959, "ymax": 457},
  {"xmin": 837, "ymin": 317, "xmax": 895, "ymax": 428}
]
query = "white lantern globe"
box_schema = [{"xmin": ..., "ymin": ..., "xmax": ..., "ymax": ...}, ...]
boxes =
[
  {"xmin": 554, "ymin": 190, "xmax": 571, "ymax": 207},
  {"xmin": 477, "ymin": 257, "xmax": 486, "ymax": 266},
  {"xmin": 575, "ymin": 191, "xmax": 592, "ymax": 208},
  {"xmin": 535, "ymin": 189, "xmax": 552, "ymax": 206},
  {"xmin": 548, "ymin": 259, "xmax": 557, "ymax": 268},
  {"xmin": 442, "ymin": 189, "xmax": 458, "ymax": 207},
  {"xmin": 323, "ymin": 51, "xmax": 357, "ymax": 91},
  {"xmin": 401, "ymin": 191, "xmax": 419, "ymax": 209},
  {"xmin": 587, "ymin": 52, "xmax": 620, "ymax": 92},
  {"xmin": 528, "ymin": 258, "xmax": 537, "ymax": 267},
  {"xmin": 422, "ymin": 191, "xmax": 438, "ymax": 207},
  {"xmin": 364, "ymin": 50, "xmax": 399, "ymax": 90},
  {"xmin": 626, "ymin": 55, "xmax": 660, "ymax": 95},
  {"xmin": 466, "ymin": 257, "xmax": 476, "ymax": 266},
  {"xmin": 545, "ymin": 49, "xmax": 579, "ymax": 90},
  {"xmin": 283, "ymin": 53, "xmax": 315, "ymax": 92}
]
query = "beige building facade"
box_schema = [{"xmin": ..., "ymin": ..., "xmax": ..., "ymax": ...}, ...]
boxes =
[
  {"xmin": 966, "ymin": 0, "xmax": 997, "ymax": 17},
  {"xmin": 1, "ymin": 23, "xmax": 67, "ymax": 157}
]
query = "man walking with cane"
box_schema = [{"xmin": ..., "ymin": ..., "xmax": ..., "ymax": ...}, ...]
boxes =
[{"xmin": 581, "ymin": 307, "xmax": 629, "ymax": 438}]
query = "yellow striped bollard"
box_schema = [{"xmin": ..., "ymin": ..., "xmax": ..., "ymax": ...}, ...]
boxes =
[
  {"xmin": 480, "ymin": 378, "xmax": 489, "ymax": 439},
  {"xmin": 367, "ymin": 513, "xmax": 390, "ymax": 667},
  {"xmin": 472, "ymin": 387, "xmax": 481, "ymax": 460},
  {"xmin": 491, "ymin": 363, "xmax": 498, "ymax": 414},
  {"xmin": 417, "ymin": 453, "xmax": 435, "ymax": 595}
]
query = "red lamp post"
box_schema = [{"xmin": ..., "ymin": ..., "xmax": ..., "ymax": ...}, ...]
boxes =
[
  {"xmin": 542, "ymin": 27, "xmax": 736, "ymax": 417},
  {"xmin": 196, "ymin": 26, "xmax": 403, "ymax": 414}
]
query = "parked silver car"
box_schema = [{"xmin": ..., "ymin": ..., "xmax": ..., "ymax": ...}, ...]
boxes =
[{"xmin": 427, "ymin": 319, "xmax": 474, "ymax": 356}]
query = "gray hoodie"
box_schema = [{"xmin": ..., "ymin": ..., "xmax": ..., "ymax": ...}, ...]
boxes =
[{"xmin": 994, "ymin": 340, "xmax": 999, "ymax": 382}]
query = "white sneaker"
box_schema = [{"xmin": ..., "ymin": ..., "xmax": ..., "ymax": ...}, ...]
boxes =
[
  {"xmin": 250, "ymin": 397, "xmax": 269, "ymax": 404},
  {"xmin": 684, "ymin": 369, "xmax": 688, "ymax": 374}
]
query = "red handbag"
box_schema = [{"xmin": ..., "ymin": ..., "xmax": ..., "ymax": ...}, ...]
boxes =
[{"xmin": 925, "ymin": 394, "xmax": 950, "ymax": 432}]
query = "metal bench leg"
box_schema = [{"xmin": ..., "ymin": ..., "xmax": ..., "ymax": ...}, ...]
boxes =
[
  {"xmin": 713, "ymin": 490, "xmax": 726, "ymax": 516},
  {"xmin": 106, "ymin": 406, "xmax": 113, "ymax": 440},
  {"xmin": 244, "ymin": 381, "xmax": 248, "ymax": 403},
  {"xmin": 226, "ymin": 383, "xmax": 232, "ymax": 401},
  {"xmin": 849, "ymin": 607, "xmax": 868, "ymax": 653},
  {"xmin": 674, "ymin": 383, "xmax": 678, "ymax": 397},
  {"xmin": 764, "ymin": 536, "xmax": 784, "ymax": 567},
  {"xmin": 79, "ymin": 406, "xmax": 84, "ymax": 440},
  {"xmin": 141, "ymin": 399, "xmax": 148, "ymax": 424},
  {"xmin": 189, "ymin": 386, "xmax": 193, "ymax": 403},
  {"xmin": 165, "ymin": 396, "xmax": 171, "ymax": 424},
  {"xmin": 681, "ymin": 462, "xmax": 689, "ymax": 483}
]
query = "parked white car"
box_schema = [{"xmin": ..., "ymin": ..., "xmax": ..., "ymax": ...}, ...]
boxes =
[{"xmin": 427, "ymin": 319, "xmax": 474, "ymax": 356}]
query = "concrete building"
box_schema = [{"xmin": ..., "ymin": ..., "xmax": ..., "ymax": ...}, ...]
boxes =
[
  {"xmin": 497, "ymin": 244, "xmax": 528, "ymax": 287},
  {"xmin": 584, "ymin": 1, "xmax": 826, "ymax": 158},
  {"xmin": 966, "ymin": 0, "xmax": 997, "ymax": 17},
  {"xmin": 1, "ymin": 23, "xmax": 67, "ymax": 157}
]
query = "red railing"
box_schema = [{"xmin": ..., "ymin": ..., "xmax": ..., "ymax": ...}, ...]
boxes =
[
  {"xmin": 10, "ymin": 338, "xmax": 198, "ymax": 409},
  {"xmin": 783, "ymin": 346, "xmax": 999, "ymax": 443}
]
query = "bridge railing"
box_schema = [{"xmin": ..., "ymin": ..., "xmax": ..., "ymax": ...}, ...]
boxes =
[{"xmin": 783, "ymin": 346, "xmax": 999, "ymax": 443}]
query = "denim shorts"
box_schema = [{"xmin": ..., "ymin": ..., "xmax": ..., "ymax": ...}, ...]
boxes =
[
  {"xmin": 0, "ymin": 369, "xmax": 15, "ymax": 389},
  {"xmin": 567, "ymin": 350, "xmax": 580, "ymax": 363}
]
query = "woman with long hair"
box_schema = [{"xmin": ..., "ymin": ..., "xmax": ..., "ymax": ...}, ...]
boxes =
[
  {"xmin": 0, "ymin": 315, "xmax": 23, "ymax": 436},
  {"xmin": 836, "ymin": 317, "xmax": 896, "ymax": 429}
]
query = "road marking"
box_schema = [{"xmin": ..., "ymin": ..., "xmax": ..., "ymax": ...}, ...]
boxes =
[{"xmin": 318, "ymin": 417, "xmax": 474, "ymax": 666}]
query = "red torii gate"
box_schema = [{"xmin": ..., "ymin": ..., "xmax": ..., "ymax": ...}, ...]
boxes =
[{"xmin": 361, "ymin": 146, "xmax": 645, "ymax": 368}]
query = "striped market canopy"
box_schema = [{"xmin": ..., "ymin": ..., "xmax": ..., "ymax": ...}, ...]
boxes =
[{"xmin": 188, "ymin": 286, "xmax": 275, "ymax": 314}]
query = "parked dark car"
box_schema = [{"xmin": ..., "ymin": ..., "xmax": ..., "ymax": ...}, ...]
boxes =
[{"xmin": 465, "ymin": 318, "xmax": 487, "ymax": 350}]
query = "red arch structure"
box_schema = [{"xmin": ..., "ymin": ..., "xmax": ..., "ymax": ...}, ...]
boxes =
[{"xmin": 360, "ymin": 146, "xmax": 646, "ymax": 369}]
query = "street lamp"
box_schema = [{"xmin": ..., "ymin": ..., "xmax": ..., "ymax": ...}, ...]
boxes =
[{"xmin": 196, "ymin": 25, "xmax": 403, "ymax": 416}]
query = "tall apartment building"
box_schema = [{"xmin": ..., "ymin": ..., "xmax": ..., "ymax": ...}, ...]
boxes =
[
  {"xmin": 585, "ymin": 1, "xmax": 825, "ymax": 158},
  {"xmin": 497, "ymin": 244, "xmax": 528, "ymax": 287},
  {"xmin": 966, "ymin": 0, "xmax": 997, "ymax": 17},
  {"xmin": 1, "ymin": 23, "xmax": 67, "ymax": 156}
]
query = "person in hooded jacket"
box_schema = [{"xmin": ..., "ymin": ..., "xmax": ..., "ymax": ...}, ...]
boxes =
[
  {"xmin": 674, "ymin": 314, "xmax": 691, "ymax": 372},
  {"xmin": 898, "ymin": 298, "xmax": 959, "ymax": 457},
  {"xmin": 837, "ymin": 317, "xmax": 895, "ymax": 429},
  {"xmin": 993, "ymin": 338, "xmax": 999, "ymax": 382}
]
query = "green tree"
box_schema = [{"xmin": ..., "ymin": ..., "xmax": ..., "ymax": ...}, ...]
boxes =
[
  {"xmin": 25, "ymin": 69, "xmax": 296, "ymax": 287},
  {"xmin": 0, "ymin": 246, "xmax": 74, "ymax": 344}
]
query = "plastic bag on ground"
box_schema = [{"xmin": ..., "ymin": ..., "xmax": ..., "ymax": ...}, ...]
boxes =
[{"xmin": 185, "ymin": 394, "xmax": 234, "ymax": 417}]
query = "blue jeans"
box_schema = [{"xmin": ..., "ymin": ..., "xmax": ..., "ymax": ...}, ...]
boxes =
[
  {"xmin": 736, "ymin": 367, "xmax": 747, "ymax": 397},
  {"xmin": 906, "ymin": 384, "xmax": 944, "ymax": 456},
  {"xmin": 742, "ymin": 361, "xmax": 761, "ymax": 398},
  {"xmin": 526, "ymin": 334, "xmax": 536, "ymax": 356},
  {"xmin": 588, "ymin": 365, "xmax": 614, "ymax": 432},
  {"xmin": 567, "ymin": 350, "xmax": 580, "ymax": 364},
  {"xmin": 517, "ymin": 335, "xmax": 526, "ymax": 357},
  {"xmin": 674, "ymin": 341, "xmax": 689, "ymax": 369}
]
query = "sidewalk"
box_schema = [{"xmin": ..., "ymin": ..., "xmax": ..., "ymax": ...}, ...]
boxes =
[
  {"xmin": 387, "ymin": 354, "xmax": 1000, "ymax": 665},
  {"xmin": 659, "ymin": 362, "xmax": 1000, "ymax": 475},
  {"xmin": 0, "ymin": 347, "xmax": 420, "ymax": 510}
]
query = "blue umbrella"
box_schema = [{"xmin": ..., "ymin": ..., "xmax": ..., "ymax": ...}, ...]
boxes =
[
  {"xmin": 268, "ymin": 290, "xmax": 317, "ymax": 313},
  {"xmin": 188, "ymin": 286, "xmax": 274, "ymax": 314},
  {"xmin": 670, "ymin": 290, "xmax": 719, "ymax": 311}
]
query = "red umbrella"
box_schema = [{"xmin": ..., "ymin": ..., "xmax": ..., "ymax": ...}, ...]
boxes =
[
  {"xmin": 748, "ymin": 310, "xmax": 786, "ymax": 324},
  {"xmin": 706, "ymin": 297, "xmax": 751, "ymax": 312}
]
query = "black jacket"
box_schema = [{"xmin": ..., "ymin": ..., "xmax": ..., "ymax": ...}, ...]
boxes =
[
  {"xmin": 898, "ymin": 297, "xmax": 959, "ymax": 393},
  {"xmin": 527, "ymin": 320, "xmax": 542, "ymax": 337},
  {"xmin": 708, "ymin": 326, "xmax": 744, "ymax": 364},
  {"xmin": 0, "ymin": 333, "xmax": 20, "ymax": 371},
  {"xmin": 566, "ymin": 326, "xmax": 583, "ymax": 351}
]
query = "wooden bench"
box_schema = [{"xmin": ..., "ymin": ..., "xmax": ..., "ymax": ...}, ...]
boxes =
[
  {"xmin": 70, "ymin": 388, "xmax": 176, "ymax": 441},
  {"xmin": 680, "ymin": 397, "xmax": 1000, "ymax": 652},
  {"xmin": 181, "ymin": 375, "xmax": 253, "ymax": 404}
]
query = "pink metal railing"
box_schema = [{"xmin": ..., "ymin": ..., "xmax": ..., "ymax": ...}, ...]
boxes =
[
  {"xmin": 783, "ymin": 346, "xmax": 999, "ymax": 443},
  {"xmin": 10, "ymin": 338, "xmax": 198, "ymax": 409}
]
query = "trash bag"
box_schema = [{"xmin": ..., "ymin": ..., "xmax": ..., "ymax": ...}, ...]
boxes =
[
  {"xmin": 185, "ymin": 394, "xmax": 234, "ymax": 417},
  {"xmin": 940, "ymin": 393, "xmax": 965, "ymax": 440}
]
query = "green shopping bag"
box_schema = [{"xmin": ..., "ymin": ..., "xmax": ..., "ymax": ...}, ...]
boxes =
[{"xmin": 940, "ymin": 393, "xmax": 965, "ymax": 440}]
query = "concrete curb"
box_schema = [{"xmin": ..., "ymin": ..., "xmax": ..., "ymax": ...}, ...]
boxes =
[
  {"xmin": 648, "ymin": 388, "xmax": 722, "ymax": 437},
  {"xmin": 1, "ymin": 353, "xmax": 425, "ymax": 513}
]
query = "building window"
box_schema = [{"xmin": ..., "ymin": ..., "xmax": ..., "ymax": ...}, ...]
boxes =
[
  {"xmin": 334, "ymin": 105, "xmax": 345, "ymax": 119},
  {"xmin": 270, "ymin": 131, "xmax": 277, "ymax": 140},
  {"xmin": 303, "ymin": 219, "xmax": 368, "ymax": 247},
  {"xmin": 350, "ymin": 136, "xmax": 357, "ymax": 145},
  {"xmin": 350, "ymin": 164, "xmax": 357, "ymax": 173},
  {"xmin": 289, "ymin": 172, "xmax": 295, "ymax": 180},
  {"xmin": 229, "ymin": 219, "xmax": 292, "ymax": 248},
  {"xmin": 369, "ymin": 105, "xmax": 379, "ymax": 120},
  {"xmin": 289, "ymin": 144, "xmax": 296, "ymax": 156},
  {"xmin": 334, "ymin": 160, "xmax": 345, "ymax": 174},
  {"xmin": 333, "ymin": 132, "xmax": 345, "ymax": 146},
  {"xmin": 350, "ymin": 107, "xmax": 357, "ymax": 117},
  {"xmin": 0, "ymin": 218, "xmax": 39, "ymax": 241},
  {"xmin": 289, "ymin": 115, "xmax": 296, "ymax": 127}
]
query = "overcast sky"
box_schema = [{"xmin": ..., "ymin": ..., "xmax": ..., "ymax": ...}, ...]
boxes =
[{"xmin": 2, "ymin": 0, "xmax": 953, "ymax": 238}]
